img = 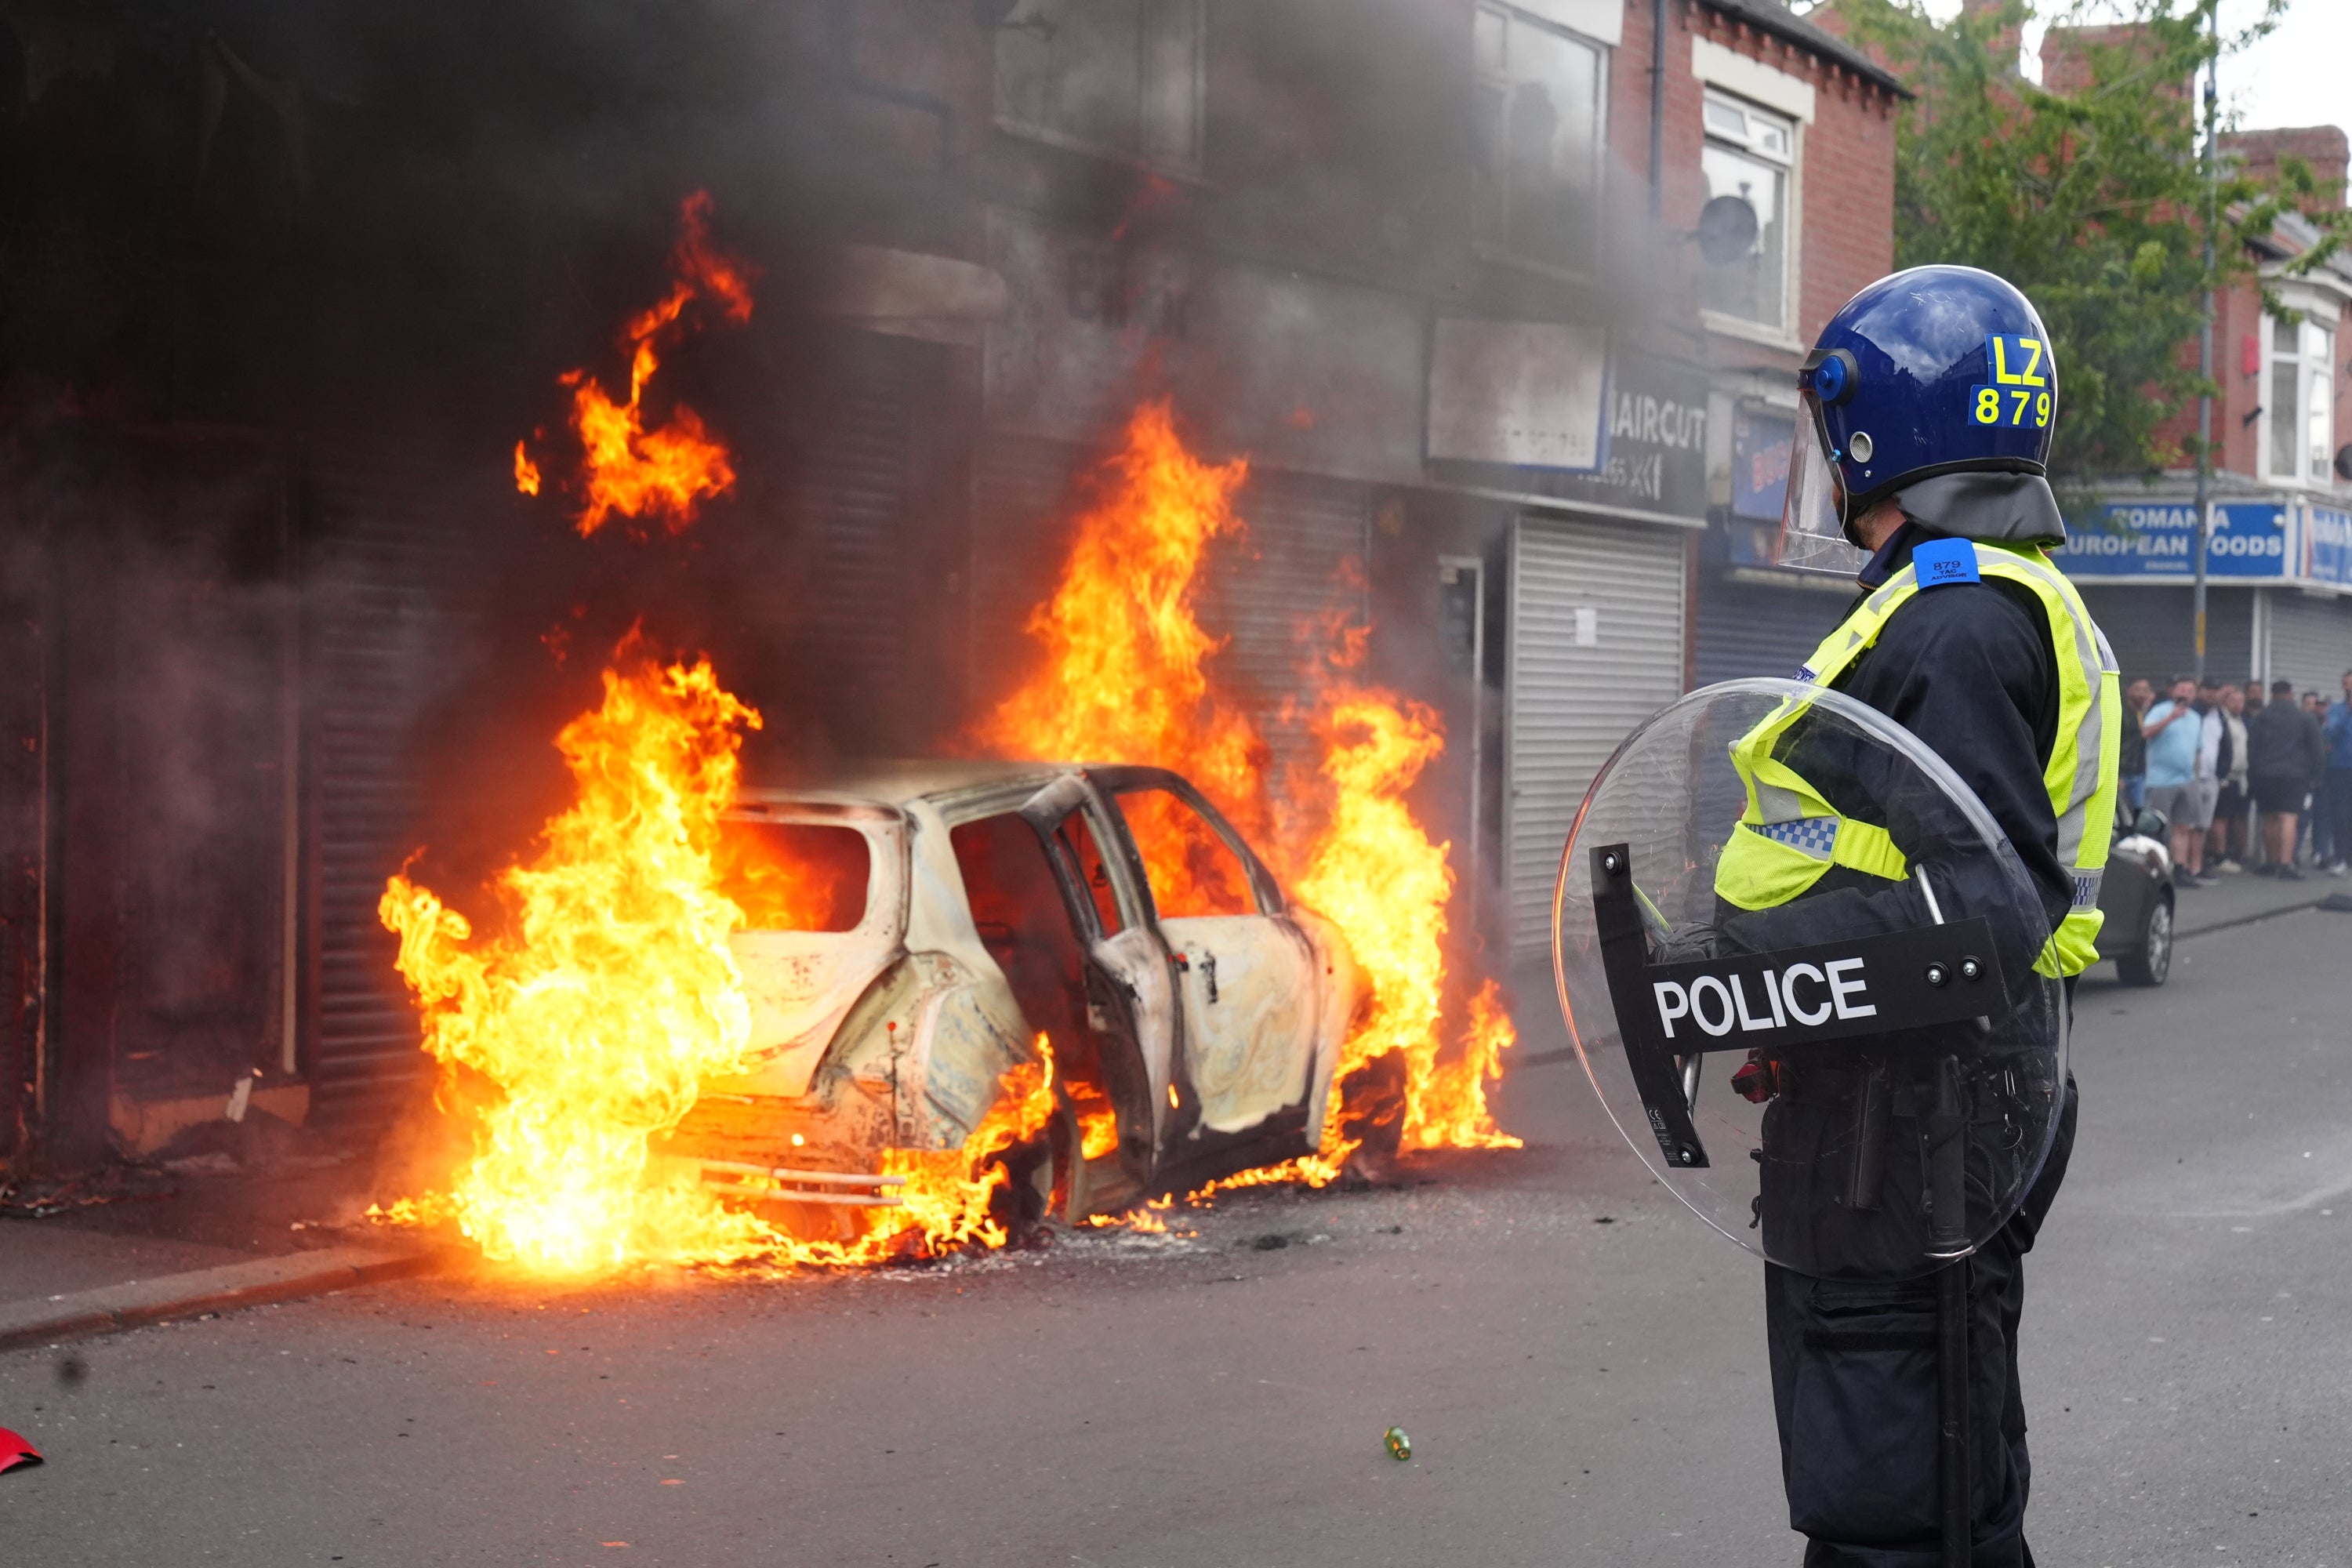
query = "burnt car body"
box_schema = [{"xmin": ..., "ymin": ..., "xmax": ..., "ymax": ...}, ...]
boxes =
[
  {"xmin": 2096, "ymin": 804, "xmax": 2175, "ymax": 987},
  {"xmin": 659, "ymin": 762, "xmax": 1362, "ymax": 1228}
]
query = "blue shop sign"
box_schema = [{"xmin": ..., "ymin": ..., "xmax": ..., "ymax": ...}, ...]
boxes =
[
  {"xmin": 2055, "ymin": 501, "xmax": 2288, "ymax": 579},
  {"xmin": 2304, "ymin": 503, "xmax": 2352, "ymax": 588},
  {"xmin": 1732, "ymin": 407, "xmax": 1795, "ymax": 523}
]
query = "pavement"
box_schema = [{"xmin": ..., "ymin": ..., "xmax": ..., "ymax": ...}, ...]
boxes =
[
  {"xmin": 2162, "ymin": 856, "xmax": 2347, "ymax": 936},
  {"xmin": 0, "ymin": 889, "xmax": 2346, "ymax": 1565},
  {"xmin": 0, "ymin": 1142, "xmax": 436, "ymax": 1352}
]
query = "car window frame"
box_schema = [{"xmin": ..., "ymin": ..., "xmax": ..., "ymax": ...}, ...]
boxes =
[{"xmin": 1088, "ymin": 764, "xmax": 1287, "ymax": 923}]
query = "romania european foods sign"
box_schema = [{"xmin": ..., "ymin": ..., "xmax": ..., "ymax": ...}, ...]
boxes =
[{"xmin": 2056, "ymin": 501, "xmax": 2288, "ymax": 580}]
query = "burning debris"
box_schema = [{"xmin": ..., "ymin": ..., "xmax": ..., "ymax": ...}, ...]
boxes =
[{"xmin": 515, "ymin": 191, "xmax": 756, "ymax": 538}]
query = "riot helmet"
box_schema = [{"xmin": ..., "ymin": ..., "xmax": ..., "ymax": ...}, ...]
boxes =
[{"xmin": 1783, "ymin": 266, "xmax": 2067, "ymax": 575}]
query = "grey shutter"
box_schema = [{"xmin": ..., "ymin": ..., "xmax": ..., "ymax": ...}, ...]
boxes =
[
  {"xmin": 969, "ymin": 434, "xmax": 1087, "ymax": 706},
  {"xmin": 783, "ymin": 332, "xmax": 943, "ymax": 752},
  {"xmin": 303, "ymin": 456, "xmax": 485, "ymax": 1128},
  {"xmin": 2076, "ymin": 586, "xmax": 2256, "ymax": 690},
  {"xmin": 1202, "ymin": 468, "xmax": 1372, "ymax": 786},
  {"xmin": 1691, "ymin": 572, "xmax": 1847, "ymax": 685},
  {"xmin": 2266, "ymin": 590, "xmax": 2352, "ymax": 697},
  {"xmin": 1506, "ymin": 515, "xmax": 1687, "ymax": 956}
]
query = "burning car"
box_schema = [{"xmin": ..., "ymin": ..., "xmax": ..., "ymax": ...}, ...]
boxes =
[{"xmin": 655, "ymin": 760, "xmax": 1363, "ymax": 1232}]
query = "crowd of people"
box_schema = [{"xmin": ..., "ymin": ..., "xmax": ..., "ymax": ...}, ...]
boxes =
[{"xmin": 2117, "ymin": 668, "xmax": 2352, "ymax": 884}]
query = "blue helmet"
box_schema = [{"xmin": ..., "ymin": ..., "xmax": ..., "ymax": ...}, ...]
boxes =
[{"xmin": 1782, "ymin": 266, "xmax": 2060, "ymax": 570}]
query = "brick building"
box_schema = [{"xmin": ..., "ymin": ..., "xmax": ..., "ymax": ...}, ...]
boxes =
[
  {"xmin": 0, "ymin": 0, "xmax": 1907, "ymax": 1168},
  {"xmin": 2034, "ymin": 31, "xmax": 2352, "ymax": 693}
]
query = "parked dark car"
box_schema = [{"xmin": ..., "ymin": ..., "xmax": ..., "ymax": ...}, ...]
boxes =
[{"xmin": 2096, "ymin": 804, "xmax": 2176, "ymax": 986}]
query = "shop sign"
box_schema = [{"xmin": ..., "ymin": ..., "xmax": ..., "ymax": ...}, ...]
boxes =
[
  {"xmin": 2055, "ymin": 501, "xmax": 2288, "ymax": 580},
  {"xmin": 2303, "ymin": 503, "xmax": 2352, "ymax": 587},
  {"xmin": 1731, "ymin": 407, "xmax": 1795, "ymax": 523}
]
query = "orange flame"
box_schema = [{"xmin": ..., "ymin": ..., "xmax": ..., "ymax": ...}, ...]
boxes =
[
  {"xmin": 978, "ymin": 401, "xmax": 1516, "ymax": 1185},
  {"xmin": 527, "ymin": 191, "xmax": 755, "ymax": 538},
  {"xmin": 375, "ymin": 637, "xmax": 1063, "ymax": 1274},
  {"xmin": 975, "ymin": 400, "xmax": 1269, "ymax": 914}
]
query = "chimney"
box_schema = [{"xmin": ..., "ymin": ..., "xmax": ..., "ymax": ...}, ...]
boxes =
[
  {"xmin": 1960, "ymin": 0, "xmax": 2023, "ymax": 77},
  {"xmin": 2038, "ymin": 21, "xmax": 2191, "ymax": 103},
  {"xmin": 2223, "ymin": 126, "xmax": 2350, "ymax": 214}
]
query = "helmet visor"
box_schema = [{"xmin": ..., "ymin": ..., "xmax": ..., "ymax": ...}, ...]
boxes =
[{"xmin": 1778, "ymin": 398, "xmax": 1866, "ymax": 576}]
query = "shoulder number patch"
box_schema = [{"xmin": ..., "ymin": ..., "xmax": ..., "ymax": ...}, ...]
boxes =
[{"xmin": 1912, "ymin": 537, "xmax": 1980, "ymax": 587}]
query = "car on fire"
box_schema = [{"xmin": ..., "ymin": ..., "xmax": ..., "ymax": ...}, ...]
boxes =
[{"xmin": 655, "ymin": 762, "xmax": 1362, "ymax": 1231}]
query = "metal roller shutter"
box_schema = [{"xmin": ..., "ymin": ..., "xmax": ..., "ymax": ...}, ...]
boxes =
[
  {"xmin": 1505, "ymin": 515, "xmax": 1687, "ymax": 956},
  {"xmin": 303, "ymin": 456, "xmax": 486, "ymax": 1129},
  {"xmin": 2267, "ymin": 590, "xmax": 2352, "ymax": 697},
  {"xmin": 968, "ymin": 433, "xmax": 1086, "ymax": 702},
  {"xmin": 2075, "ymin": 586, "xmax": 2256, "ymax": 690},
  {"xmin": 1203, "ymin": 469, "xmax": 1372, "ymax": 786},
  {"xmin": 1691, "ymin": 572, "xmax": 1848, "ymax": 686},
  {"xmin": 783, "ymin": 332, "xmax": 942, "ymax": 751}
]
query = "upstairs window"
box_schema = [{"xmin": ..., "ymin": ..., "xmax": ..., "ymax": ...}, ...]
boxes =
[
  {"xmin": 1700, "ymin": 90, "xmax": 1795, "ymax": 332},
  {"xmin": 1472, "ymin": 2, "xmax": 1606, "ymax": 271},
  {"xmin": 2269, "ymin": 313, "xmax": 2336, "ymax": 486},
  {"xmin": 994, "ymin": 0, "xmax": 1205, "ymax": 176}
]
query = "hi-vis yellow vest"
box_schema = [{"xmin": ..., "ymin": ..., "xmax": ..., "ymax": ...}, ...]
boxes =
[{"xmin": 1715, "ymin": 539, "xmax": 2122, "ymax": 978}]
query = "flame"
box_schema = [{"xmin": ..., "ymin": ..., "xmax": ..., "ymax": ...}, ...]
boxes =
[
  {"xmin": 975, "ymin": 400, "xmax": 1269, "ymax": 912},
  {"xmin": 376, "ymin": 637, "xmax": 1063, "ymax": 1275},
  {"xmin": 977, "ymin": 401, "xmax": 1516, "ymax": 1188},
  {"xmin": 374, "ymin": 638, "xmax": 774, "ymax": 1272},
  {"xmin": 527, "ymin": 191, "xmax": 755, "ymax": 538}
]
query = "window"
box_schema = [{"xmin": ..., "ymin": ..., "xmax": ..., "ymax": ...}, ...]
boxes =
[
  {"xmin": 2268, "ymin": 313, "xmax": 2337, "ymax": 486},
  {"xmin": 1111, "ymin": 786, "xmax": 1255, "ymax": 920},
  {"xmin": 1700, "ymin": 91, "xmax": 1795, "ymax": 332},
  {"xmin": 1472, "ymin": 2, "xmax": 1606, "ymax": 270},
  {"xmin": 994, "ymin": 0, "xmax": 1203, "ymax": 175},
  {"xmin": 716, "ymin": 822, "xmax": 871, "ymax": 932},
  {"xmin": 1049, "ymin": 808, "xmax": 1125, "ymax": 938}
]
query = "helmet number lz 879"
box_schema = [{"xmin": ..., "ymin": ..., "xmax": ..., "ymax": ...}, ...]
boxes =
[{"xmin": 1970, "ymin": 333, "xmax": 2053, "ymax": 428}]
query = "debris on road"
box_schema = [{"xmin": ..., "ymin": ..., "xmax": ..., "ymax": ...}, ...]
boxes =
[
  {"xmin": 0, "ymin": 1427, "xmax": 42, "ymax": 1474},
  {"xmin": 1384, "ymin": 1425, "xmax": 1411, "ymax": 1461}
]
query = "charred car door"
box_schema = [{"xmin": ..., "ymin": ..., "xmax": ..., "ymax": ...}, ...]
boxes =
[
  {"xmin": 1016, "ymin": 776, "xmax": 1176, "ymax": 1189},
  {"xmin": 1100, "ymin": 771, "xmax": 1319, "ymax": 1149}
]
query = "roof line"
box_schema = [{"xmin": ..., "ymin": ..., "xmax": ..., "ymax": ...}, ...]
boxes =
[{"xmin": 1695, "ymin": 1, "xmax": 1915, "ymax": 101}]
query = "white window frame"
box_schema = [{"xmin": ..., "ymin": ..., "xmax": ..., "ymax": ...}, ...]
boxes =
[
  {"xmin": 1469, "ymin": 1, "xmax": 1612, "ymax": 281},
  {"xmin": 992, "ymin": 0, "xmax": 1207, "ymax": 179},
  {"xmin": 2262, "ymin": 290, "xmax": 2343, "ymax": 491},
  {"xmin": 1691, "ymin": 38, "xmax": 1813, "ymax": 352}
]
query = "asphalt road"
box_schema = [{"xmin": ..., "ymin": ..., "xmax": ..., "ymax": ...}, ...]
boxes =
[{"xmin": 5, "ymin": 905, "xmax": 2349, "ymax": 1567}]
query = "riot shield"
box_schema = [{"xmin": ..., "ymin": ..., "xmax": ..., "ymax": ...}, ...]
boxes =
[{"xmin": 1552, "ymin": 678, "xmax": 2067, "ymax": 1280}]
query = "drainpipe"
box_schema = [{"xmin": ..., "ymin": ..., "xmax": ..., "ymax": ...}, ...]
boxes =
[
  {"xmin": 2191, "ymin": 2, "xmax": 2216, "ymax": 684},
  {"xmin": 1649, "ymin": 0, "xmax": 1668, "ymax": 220},
  {"xmin": 825, "ymin": 0, "xmax": 956, "ymax": 168}
]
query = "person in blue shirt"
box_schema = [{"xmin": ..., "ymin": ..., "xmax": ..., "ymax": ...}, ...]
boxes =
[
  {"xmin": 2143, "ymin": 675, "xmax": 2213, "ymax": 883},
  {"xmin": 2323, "ymin": 670, "xmax": 2352, "ymax": 877}
]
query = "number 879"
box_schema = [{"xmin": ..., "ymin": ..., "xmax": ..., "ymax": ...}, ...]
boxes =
[{"xmin": 1973, "ymin": 385, "xmax": 2053, "ymax": 428}]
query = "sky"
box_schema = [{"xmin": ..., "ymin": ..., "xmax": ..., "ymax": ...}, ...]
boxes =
[{"xmin": 1853, "ymin": 2, "xmax": 2352, "ymax": 164}]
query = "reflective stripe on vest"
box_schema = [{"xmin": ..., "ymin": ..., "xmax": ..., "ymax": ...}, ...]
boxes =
[{"xmin": 1714, "ymin": 540, "xmax": 2122, "ymax": 978}]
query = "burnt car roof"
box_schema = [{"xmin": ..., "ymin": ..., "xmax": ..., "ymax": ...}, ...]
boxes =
[{"xmin": 739, "ymin": 758, "xmax": 1080, "ymax": 811}]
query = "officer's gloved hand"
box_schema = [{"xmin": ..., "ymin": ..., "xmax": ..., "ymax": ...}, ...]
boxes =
[{"xmin": 1648, "ymin": 923, "xmax": 1720, "ymax": 964}]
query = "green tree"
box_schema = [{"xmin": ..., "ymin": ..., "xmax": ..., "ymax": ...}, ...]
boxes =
[{"xmin": 1828, "ymin": 0, "xmax": 2350, "ymax": 499}]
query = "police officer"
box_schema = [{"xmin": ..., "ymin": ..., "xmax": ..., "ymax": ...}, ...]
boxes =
[{"xmin": 1724, "ymin": 267, "xmax": 2121, "ymax": 1566}]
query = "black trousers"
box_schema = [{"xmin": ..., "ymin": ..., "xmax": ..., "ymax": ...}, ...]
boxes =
[{"xmin": 1764, "ymin": 1076, "xmax": 2078, "ymax": 1566}]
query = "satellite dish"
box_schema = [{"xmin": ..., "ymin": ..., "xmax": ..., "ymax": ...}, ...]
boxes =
[
  {"xmin": 1697, "ymin": 195, "xmax": 1760, "ymax": 266},
  {"xmin": 2335, "ymin": 443, "xmax": 2352, "ymax": 483}
]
